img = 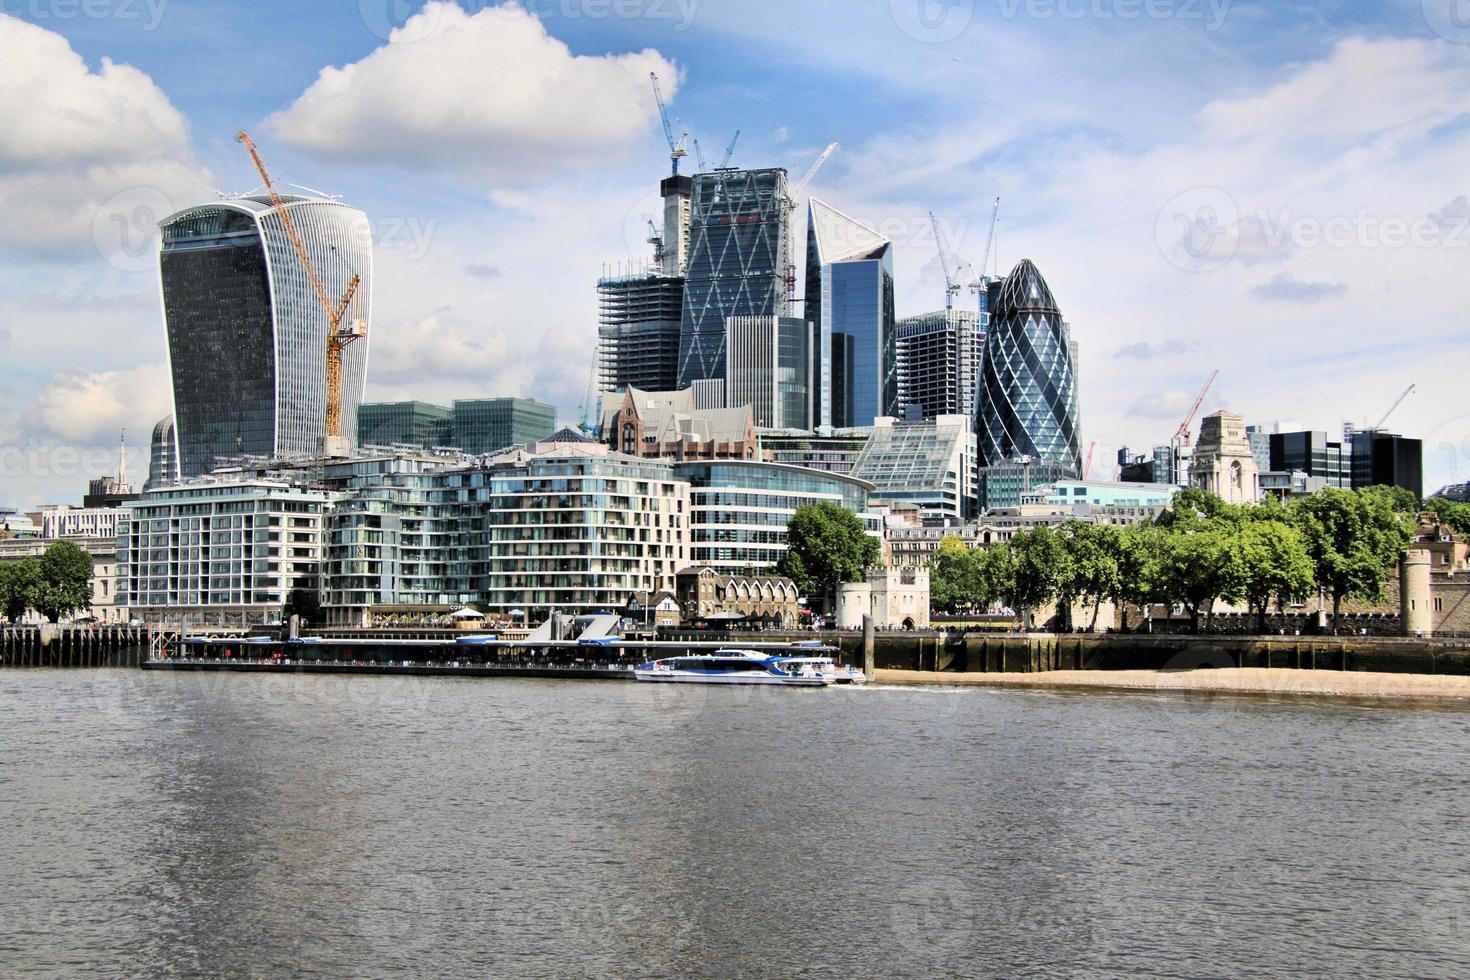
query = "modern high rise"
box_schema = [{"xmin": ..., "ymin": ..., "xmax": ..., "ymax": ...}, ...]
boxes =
[
  {"xmin": 850, "ymin": 415, "xmax": 977, "ymax": 521},
  {"xmin": 976, "ymin": 259, "xmax": 1082, "ymax": 509},
  {"xmin": 1349, "ymin": 429, "xmax": 1424, "ymax": 499},
  {"xmin": 1268, "ymin": 431, "xmax": 1350, "ymax": 488},
  {"xmin": 159, "ymin": 194, "xmax": 373, "ymax": 477},
  {"xmin": 895, "ymin": 309, "xmax": 986, "ymax": 422},
  {"xmin": 597, "ymin": 271, "xmax": 684, "ymax": 393},
  {"xmin": 358, "ymin": 401, "xmax": 453, "ymax": 449},
  {"xmin": 725, "ymin": 315, "xmax": 819, "ymax": 430},
  {"xmin": 805, "ymin": 198, "xmax": 896, "ymax": 428},
  {"xmin": 450, "ymin": 398, "xmax": 558, "ymax": 454},
  {"xmin": 679, "ymin": 168, "xmax": 793, "ymax": 387},
  {"xmin": 145, "ymin": 415, "xmax": 178, "ymax": 490}
]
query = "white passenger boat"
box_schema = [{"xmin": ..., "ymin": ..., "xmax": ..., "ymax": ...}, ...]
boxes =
[
  {"xmin": 770, "ymin": 655, "xmax": 868, "ymax": 685},
  {"xmin": 633, "ymin": 649, "xmax": 832, "ymax": 686}
]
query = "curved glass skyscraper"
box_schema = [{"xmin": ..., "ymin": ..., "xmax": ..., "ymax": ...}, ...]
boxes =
[
  {"xmin": 159, "ymin": 195, "xmax": 372, "ymax": 477},
  {"xmin": 976, "ymin": 259, "xmax": 1081, "ymax": 508}
]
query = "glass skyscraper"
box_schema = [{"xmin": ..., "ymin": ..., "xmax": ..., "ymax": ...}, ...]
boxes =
[
  {"xmin": 976, "ymin": 259, "xmax": 1081, "ymax": 509},
  {"xmin": 678, "ymin": 168, "xmax": 792, "ymax": 387},
  {"xmin": 805, "ymin": 198, "xmax": 896, "ymax": 428},
  {"xmin": 724, "ymin": 315, "xmax": 818, "ymax": 430},
  {"xmin": 159, "ymin": 194, "xmax": 372, "ymax": 477},
  {"xmin": 895, "ymin": 308, "xmax": 986, "ymax": 421}
]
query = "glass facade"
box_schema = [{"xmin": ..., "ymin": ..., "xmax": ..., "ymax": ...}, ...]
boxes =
[
  {"xmin": 976, "ymin": 259, "xmax": 1082, "ymax": 508},
  {"xmin": 895, "ymin": 309, "xmax": 986, "ymax": 421},
  {"xmin": 145, "ymin": 415, "xmax": 178, "ymax": 491},
  {"xmin": 679, "ymin": 168, "xmax": 792, "ymax": 387},
  {"xmin": 1269, "ymin": 431, "xmax": 1350, "ymax": 488},
  {"xmin": 358, "ymin": 401, "xmax": 453, "ymax": 449},
  {"xmin": 160, "ymin": 195, "xmax": 373, "ymax": 477},
  {"xmin": 675, "ymin": 460, "xmax": 877, "ymax": 574},
  {"xmin": 724, "ymin": 315, "xmax": 815, "ymax": 430},
  {"xmin": 805, "ymin": 199, "xmax": 896, "ymax": 428},
  {"xmin": 450, "ymin": 398, "xmax": 557, "ymax": 454},
  {"xmin": 597, "ymin": 272, "xmax": 684, "ymax": 393},
  {"xmin": 849, "ymin": 416, "xmax": 976, "ymax": 521}
]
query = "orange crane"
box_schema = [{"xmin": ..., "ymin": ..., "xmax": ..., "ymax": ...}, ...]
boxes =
[
  {"xmin": 1174, "ymin": 369, "xmax": 1218, "ymax": 447},
  {"xmin": 235, "ymin": 130, "xmax": 363, "ymax": 452},
  {"xmin": 1083, "ymin": 439, "xmax": 1097, "ymax": 480}
]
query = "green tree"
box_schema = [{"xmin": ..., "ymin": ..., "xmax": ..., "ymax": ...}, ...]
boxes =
[
  {"xmin": 1107, "ymin": 523, "xmax": 1164, "ymax": 632},
  {"xmin": 1236, "ymin": 520, "xmax": 1314, "ymax": 633},
  {"xmin": 991, "ymin": 526, "xmax": 1068, "ymax": 630},
  {"xmin": 1292, "ymin": 487, "xmax": 1413, "ymax": 629},
  {"xmin": 1061, "ymin": 522, "xmax": 1121, "ymax": 631},
  {"xmin": 1160, "ymin": 486, "xmax": 1236, "ymax": 529},
  {"xmin": 0, "ymin": 558, "xmax": 42, "ymax": 623},
  {"xmin": 32, "ymin": 542, "xmax": 94, "ymax": 624},
  {"xmin": 777, "ymin": 502, "xmax": 882, "ymax": 610},
  {"xmin": 1158, "ymin": 524, "xmax": 1245, "ymax": 633},
  {"xmin": 1426, "ymin": 496, "xmax": 1470, "ymax": 537},
  {"xmin": 929, "ymin": 536, "xmax": 982, "ymax": 613}
]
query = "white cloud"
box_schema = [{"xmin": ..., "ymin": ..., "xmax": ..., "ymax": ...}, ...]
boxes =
[
  {"xmin": 25, "ymin": 362, "xmax": 172, "ymax": 445},
  {"xmin": 0, "ymin": 14, "xmax": 209, "ymax": 258},
  {"xmin": 266, "ymin": 1, "xmax": 678, "ymax": 180}
]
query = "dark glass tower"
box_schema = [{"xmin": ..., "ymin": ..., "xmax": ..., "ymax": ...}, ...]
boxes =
[
  {"xmin": 678, "ymin": 168, "xmax": 792, "ymax": 387},
  {"xmin": 159, "ymin": 195, "xmax": 372, "ymax": 477},
  {"xmin": 976, "ymin": 259, "xmax": 1081, "ymax": 505},
  {"xmin": 805, "ymin": 198, "xmax": 896, "ymax": 428}
]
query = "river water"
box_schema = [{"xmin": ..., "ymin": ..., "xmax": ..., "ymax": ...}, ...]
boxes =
[{"xmin": 1, "ymin": 670, "xmax": 1467, "ymax": 978}]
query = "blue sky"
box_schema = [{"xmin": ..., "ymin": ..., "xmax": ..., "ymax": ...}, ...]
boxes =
[{"xmin": 3, "ymin": 0, "xmax": 1470, "ymax": 507}]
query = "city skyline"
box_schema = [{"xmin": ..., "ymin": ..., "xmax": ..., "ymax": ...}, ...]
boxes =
[{"xmin": 3, "ymin": 1, "xmax": 1469, "ymax": 509}]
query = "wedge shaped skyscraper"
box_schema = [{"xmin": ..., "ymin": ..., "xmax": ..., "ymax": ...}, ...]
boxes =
[
  {"xmin": 805, "ymin": 198, "xmax": 896, "ymax": 428},
  {"xmin": 976, "ymin": 259, "xmax": 1081, "ymax": 508},
  {"xmin": 159, "ymin": 194, "xmax": 372, "ymax": 477}
]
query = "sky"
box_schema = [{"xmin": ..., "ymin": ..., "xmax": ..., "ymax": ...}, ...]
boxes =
[{"xmin": 2, "ymin": 0, "xmax": 1470, "ymax": 508}]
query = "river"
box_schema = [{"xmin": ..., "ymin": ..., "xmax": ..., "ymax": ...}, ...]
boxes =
[{"xmin": 1, "ymin": 670, "xmax": 1467, "ymax": 977}]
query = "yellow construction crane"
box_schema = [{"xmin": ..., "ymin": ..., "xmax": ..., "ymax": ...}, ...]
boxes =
[{"xmin": 235, "ymin": 130, "xmax": 364, "ymax": 452}]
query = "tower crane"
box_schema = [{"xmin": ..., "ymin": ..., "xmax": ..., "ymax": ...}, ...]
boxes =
[
  {"xmin": 968, "ymin": 196, "xmax": 1001, "ymax": 304},
  {"xmin": 235, "ymin": 130, "xmax": 363, "ymax": 454},
  {"xmin": 649, "ymin": 72, "xmax": 688, "ymax": 175},
  {"xmin": 929, "ymin": 210, "xmax": 961, "ymax": 311},
  {"xmin": 785, "ymin": 142, "xmax": 839, "ymax": 309},
  {"xmin": 1173, "ymin": 370, "xmax": 1218, "ymax": 447},
  {"xmin": 1373, "ymin": 384, "xmax": 1415, "ymax": 430},
  {"xmin": 718, "ymin": 129, "xmax": 741, "ymax": 168},
  {"xmin": 1084, "ymin": 440, "xmax": 1097, "ymax": 480},
  {"xmin": 691, "ymin": 138, "xmax": 708, "ymax": 173}
]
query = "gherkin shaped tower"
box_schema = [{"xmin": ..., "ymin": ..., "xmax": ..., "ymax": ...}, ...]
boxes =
[{"xmin": 976, "ymin": 259, "xmax": 1081, "ymax": 485}]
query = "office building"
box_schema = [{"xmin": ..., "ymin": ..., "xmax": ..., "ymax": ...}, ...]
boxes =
[
  {"xmin": 976, "ymin": 259, "xmax": 1082, "ymax": 509},
  {"xmin": 679, "ymin": 167, "xmax": 793, "ymax": 387},
  {"xmin": 146, "ymin": 416, "xmax": 179, "ymax": 490},
  {"xmin": 1246, "ymin": 424, "xmax": 1272, "ymax": 472},
  {"xmin": 159, "ymin": 193, "xmax": 372, "ymax": 477},
  {"xmin": 597, "ymin": 271, "xmax": 685, "ymax": 393},
  {"xmin": 450, "ymin": 398, "xmax": 557, "ymax": 454},
  {"xmin": 118, "ymin": 479, "xmax": 332, "ymax": 626},
  {"xmin": 850, "ymin": 415, "xmax": 977, "ymax": 521},
  {"xmin": 895, "ymin": 309, "xmax": 985, "ymax": 422},
  {"xmin": 1269, "ymin": 431, "xmax": 1350, "ymax": 488},
  {"xmin": 358, "ymin": 401, "xmax": 453, "ymax": 449},
  {"xmin": 38, "ymin": 506, "xmax": 124, "ymax": 540},
  {"xmin": 724, "ymin": 315, "xmax": 819, "ymax": 430},
  {"xmin": 600, "ymin": 387, "xmax": 758, "ymax": 461},
  {"xmin": 757, "ymin": 428, "xmax": 871, "ymax": 476},
  {"xmin": 1349, "ymin": 429, "xmax": 1424, "ymax": 499},
  {"xmin": 675, "ymin": 460, "xmax": 879, "ymax": 575},
  {"xmin": 1190, "ymin": 411, "xmax": 1261, "ymax": 504},
  {"xmin": 805, "ymin": 198, "xmax": 897, "ymax": 427}
]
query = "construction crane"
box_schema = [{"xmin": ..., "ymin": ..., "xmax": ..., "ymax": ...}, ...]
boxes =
[
  {"xmin": 1373, "ymin": 384, "xmax": 1416, "ymax": 430},
  {"xmin": 579, "ymin": 347, "xmax": 601, "ymax": 436},
  {"xmin": 691, "ymin": 138, "xmax": 708, "ymax": 173},
  {"xmin": 785, "ymin": 142, "xmax": 839, "ymax": 309},
  {"xmin": 719, "ymin": 129, "xmax": 741, "ymax": 168},
  {"xmin": 929, "ymin": 210, "xmax": 961, "ymax": 311},
  {"xmin": 236, "ymin": 130, "xmax": 363, "ymax": 452},
  {"xmin": 646, "ymin": 219, "xmax": 665, "ymax": 266},
  {"xmin": 968, "ymin": 196, "xmax": 1001, "ymax": 303},
  {"xmin": 1173, "ymin": 370, "xmax": 1219, "ymax": 446},
  {"xmin": 649, "ymin": 72, "xmax": 688, "ymax": 175},
  {"xmin": 1083, "ymin": 440, "xmax": 1097, "ymax": 480}
]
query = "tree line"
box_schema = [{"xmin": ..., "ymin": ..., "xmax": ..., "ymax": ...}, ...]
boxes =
[
  {"xmin": 0, "ymin": 541, "xmax": 96, "ymax": 624},
  {"xmin": 931, "ymin": 486, "xmax": 1418, "ymax": 633}
]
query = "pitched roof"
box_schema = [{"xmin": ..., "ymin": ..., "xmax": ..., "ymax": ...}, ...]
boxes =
[{"xmin": 809, "ymin": 197, "xmax": 890, "ymax": 265}]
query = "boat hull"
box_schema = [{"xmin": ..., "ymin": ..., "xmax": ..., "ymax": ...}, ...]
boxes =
[{"xmin": 632, "ymin": 670, "xmax": 828, "ymax": 686}]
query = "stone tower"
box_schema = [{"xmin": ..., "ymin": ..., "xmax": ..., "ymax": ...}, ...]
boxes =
[{"xmin": 1190, "ymin": 410, "xmax": 1260, "ymax": 504}]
